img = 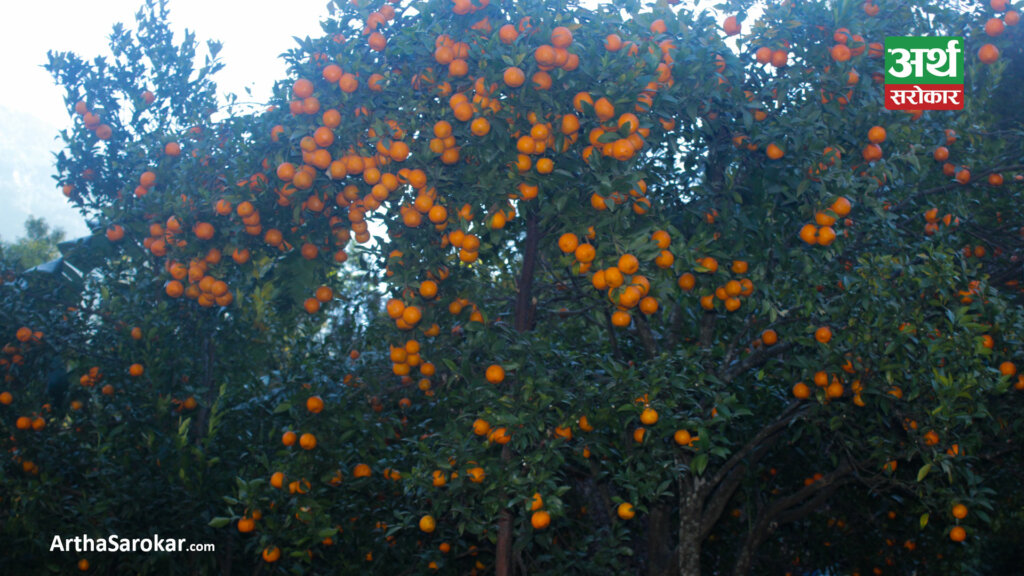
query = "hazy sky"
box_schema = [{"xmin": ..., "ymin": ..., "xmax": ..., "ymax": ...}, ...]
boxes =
[{"xmin": 0, "ymin": 0, "xmax": 330, "ymax": 241}]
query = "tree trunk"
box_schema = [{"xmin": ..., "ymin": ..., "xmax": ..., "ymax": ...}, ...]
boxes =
[
  {"xmin": 677, "ymin": 495, "xmax": 702, "ymax": 576},
  {"xmin": 497, "ymin": 208, "xmax": 541, "ymax": 576}
]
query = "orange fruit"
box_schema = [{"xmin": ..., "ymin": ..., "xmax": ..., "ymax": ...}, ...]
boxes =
[
  {"xmin": 867, "ymin": 126, "xmax": 886, "ymax": 143},
  {"xmin": 306, "ymin": 396, "xmax": 324, "ymax": 414},
  {"xmin": 419, "ymin": 515, "xmax": 437, "ymax": 533},
  {"xmin": 593, "ymin": 97, "xmax": 615, "ymax": 122},
  {"xmin": 129, "ymin": 363, "xmax": 144, "ymax": 377},
  {"xmin": 617, "ymin": 254, "xmax": 639, "ymax": 274},
  {"xmin": 485, "ymin": 364, "xmax": 505, "ymax": 384},
  {"xmin": 766, "ymin": 143, "xmax": 784, "ymax": 159},
  {"xmin": 503, "ymin": 67, "xmax": 525, "ymax": 88},
  {"xmin": 814, "ymin": 326, "xmax": 832, "ymax": 343},
  {"xmin": 952, "ymin": 503, "xmax": 968, "ymax": 519},
  {"xmin": 574, "ymin": 243, "xmax": 596, "ymax": 263},
  {"xmin": 558, "ymin": 233, "xmax": 579, "ymax": 254},
  {"xmin": 792, "ymin": 382, "xmax": 811, "ymax": 399},
  {"xmin": 293, "ymin": 78, "xmax": 314, "ymax": 98},
  {"xmin": 978, "ymin": 43, "xmax": 1000, "ymax": 64},
  {"xmin": 723, "ymin": 15, "xmax": 741, "ymax": 36},
  {"xmin": 949, "ymin": 526, "xmax": 967, "ymax": 542},
  {"xmin": 999, "ymin": 361, "xmax": 1017, "ymax": 376},
  {"xmin": 673, "ymin": 429, "xmax": 692, "ymax": 445},
  {"xmin": 282, "ymin": 431, "xmax": 297, "ymax": 446},
  {"xmin": 531, "ymin": 510, "xmax": 551, "ymax": 530},
  {"xmin": 237, "ymin": 517, "xmax": 256, "ymax": 533},
  {"xmin": 985, "ymin": 18, "xmax": 1004, "ymax": 37},
  {"xmin": 262, "ymin": 546, "xmax": 281, "ymax": 563},
  {"xmin": 831, "ymin": 44, "xmax": 851, "ymax": 62},
  {"xmin": 617, "ymin": 502, "xmax": 635, "ymax": 520},
  {"xmin": 640, "ymin": 407, "xmax": 658, "ymax": 425}
]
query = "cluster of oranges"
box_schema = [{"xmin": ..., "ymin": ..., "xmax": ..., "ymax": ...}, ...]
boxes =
[
  {"xmin": 798, "ymin": 196, "xmax": 852, "ymax": 247},
  {"xmin": 72, "ymin": 99, "xmax": 113, "ymax": 141},
  {"xmin": 1, "ymin": 327, "xmax": 42, "ymax": 380}
]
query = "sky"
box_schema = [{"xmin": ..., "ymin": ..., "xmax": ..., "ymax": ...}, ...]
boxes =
[{"xmin": 0, "ymin": 0, "xmax": 331, "ymax": 241}]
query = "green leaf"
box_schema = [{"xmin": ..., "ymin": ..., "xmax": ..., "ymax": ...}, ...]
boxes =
[
  {"xmin": 917, "ymin": 463, "xmax": 932, "ymax": 482},
  {"xmin": 208, "ymin": 517, "xmax": 231, "ymax": 528},
  {"xmin": 920, "ymin": 513, "xmax": 929, "ymax": 529},
  {"xmin": 691, "ymin": 453, "xmax": 708, "ymax": 476}
]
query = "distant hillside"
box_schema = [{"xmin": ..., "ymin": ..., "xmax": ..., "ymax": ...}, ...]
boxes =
[{"xmin": 0, "ymin": 105, "xmax": 89, "ymax": 242}]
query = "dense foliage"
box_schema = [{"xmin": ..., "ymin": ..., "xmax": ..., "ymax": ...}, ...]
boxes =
[{"xmin": 2, "ymin": 0, "xmax": 1023, "ymax": 574}]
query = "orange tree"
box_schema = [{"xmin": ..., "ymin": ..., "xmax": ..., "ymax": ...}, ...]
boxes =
[{"xmin": 3, "ymin": 0, "xmax": 1024, "ymax": 574}]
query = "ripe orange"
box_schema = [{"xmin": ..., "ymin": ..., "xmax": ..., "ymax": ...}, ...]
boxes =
[
  {"xmin": 771, "ymin": 49, "xmax": 788, "ymax": 68},
  {"xmin": 306, "ymin": 396, "xmax": 324, "ymax": 414},
  {"xmin": 129, "ymin": 363, "xmax": 144, "ymax": 377},
  {"xmin": 262, "ymin": 546, "xmax": 281, "ymax": 563},
  {"xmin": 617, "ymin": 502, "xmax": 635, "ymax": 520},
  {"xmin": 792, "ymin": 382, "xmax": 811, "ymax": 399},
  {"xmin": 978, "ymin": 43, "xmax": 1000, "ymax": 64},
  {"xmin": 574, "ymin": 243, "xmax": 596, "ymax": 263},
  {"xmin": 814, "ymin": 326, "xmax": 833, "ymax": 344},
  {"xmin": 762, "ymin": 329, "xmax": 778, "ymax": 346},
  {"xmin": 485, "ymin": 364, "xmax": 505, "ymax": 384},
  {"xmin": 611, "ymin": 310, "xmax": 631, "ymax": 327},
  {"xmin": 531, "ymin": 510, "xmax": 551, "ymax": 530},
  {"xmin": 467, "ymin": 466, "xmax": 485, "ymax": 483},
  {"xmin": 503, "ymin": 67, "xmax": 525, "ymax": 88},
  {"xmin": 282, "ymin": 431, "xmax": 297, "ymax": 447},
  {"xmin": 551, "ymin": 26, "xmax": 573, "ymax": 48},
  {"xmin": 765, "ymin": 143, "xmax": 784, "ymax": 159},
  {"xmin": 419, "ymin": 515, "xmax": 437, "ymax": 533},
  {"xmin": 617, "ymin": 254, "xmax": 639, "ymax": 274},
  {"xmin": 677, "ymin": 273, "xmax": 696, "ymax": 291},
  {"xmin": 558, "ymin": 233, "xmax": 579, "ymax": 254},
  {"xmin": 237, "ymin": 517, "xmax": 256, "ymax": 533},
  {"xmin": 985, "ymin": 18, "xmax": 1005, "ymax": 37},
  {"xmin": 831, "ymin": 44, "xmax": 851, "ymax": 62},
  {"xmin": 949, "ymin": 526, "xmax": 967, "ymax": 542},
  {"xmin": 999, "ymin": 361, "xmax": 1017, "ymax": 376},
  {"xmin": 640, "ymin": 407, "xmax": 659, "ymax": 425},
  {"xmin": 723, "ymin": 15, "xmax": 741, "ymax": 36},
  {"xmin": 293, "ymin": 78, "xmax": 314, "ymax": 98},
  {"xmin": 952, "ymin": 503, "xmax": 968, "ymax": 519},
  {"xmin": 304, "ymin": 298, "xmax": 321, "ymax": 314},
  {"xmin": 593, "ymin": 97, "xmax": 615, "ymax": 122},
  {"xmin": 867, "ymin": 126, "xmax": 886, "ymax": 143},
  {"xmin": 862, "ymin": 143, "xmax": 882, "ymax": 162},
  {"xmin": 673, "ymin": 429, "xmax": 692, "ymax": 445}
]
